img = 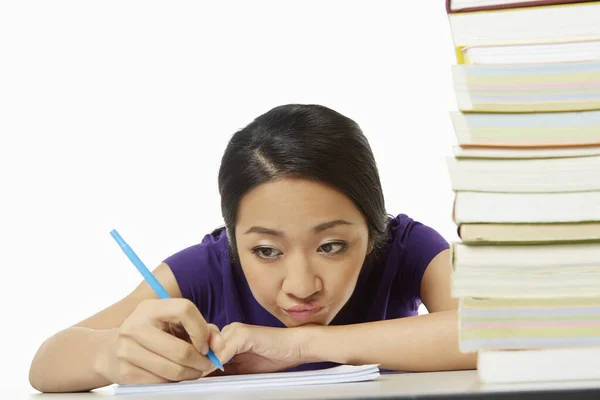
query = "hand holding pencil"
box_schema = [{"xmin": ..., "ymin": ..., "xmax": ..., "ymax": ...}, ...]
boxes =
[
  {"xmin": 99, "ymin": 298, "xmax": 225, "ymax": 384},
  {"xmin": 101, "ymin": 229, "xmax": 224, "ymax": 385}
]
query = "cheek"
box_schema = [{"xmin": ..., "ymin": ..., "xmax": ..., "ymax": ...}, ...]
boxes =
[
  {"xmin": 238, "ymin": 254, "xmax": 282, "ymax": 304},
  {"xmin": 323, "ymin": 258, "xmax": 363, "ymax": 298}
]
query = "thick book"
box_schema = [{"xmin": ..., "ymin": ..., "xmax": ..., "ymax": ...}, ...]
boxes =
[
  {"xmin": 459, "ymin": 297, "xmax": 600, "ymax": 352},
  {"xmin": 477, "ymin": 347, "xmax": 600, "ymax": 383},
  {"xmin": 446, "ymin": 0, "xmax": 597, "ymax": 14},
  {"xmin": 453, "ymin": 191, "xmax": 600, "ymax": 224},
  {"xmin": 452, "ymin": 61, "xmax": 600, "ymax": 112},
  {"xmin": 458, "ymin": 222, "xmax": 600, "ymax": 243},
  {"xmin": 450, "ymin": 242, "xmax": 600, "ymax": 298},
  {"xmin": 446, "ymin": 155, "xmax": 600, "ymax": 193},
  {"xmin": 450, "ymin": 111, "xmax": 600, "ymax": 149},
  {"xmin": 448, "ymin": 2, "xmax": 600, "ymax": 48}
]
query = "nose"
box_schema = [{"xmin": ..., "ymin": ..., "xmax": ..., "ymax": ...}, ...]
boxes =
[{"xmin": 281, "ymin": 252, "xmax": 323, "ymax": 299}]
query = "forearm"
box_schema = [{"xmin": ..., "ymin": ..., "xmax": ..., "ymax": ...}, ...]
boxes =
[
  {"xmin": 305, "ymin": 310, "xmax": 476, "ymax": 372},
  {"xmin": 29, "ymin": 327, "xmax": 116, "ymax": 393}
]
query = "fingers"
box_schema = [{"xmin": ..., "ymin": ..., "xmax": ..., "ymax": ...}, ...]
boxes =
[
  {"xmin": 207, "ymin": 324, "xmax": 225, "ymax": 354},
  {"xmin": 117, "ymin": 337, "xmax": 204, "ymax": 382},
  {"xmin": 119, "ymin": 298, "xmax": 227, "ymax": 383},
  {"xmin": 216, "ymin": 323, "xmax": 247, "ymax": 365},
  {"xmin": 116, "ymin": 360, "xmax": 170, "ymax": 385},
  {"xmin": 123, "ymin": 324, "xmax": 216, "ymax": 372},
  {"xmin": 143, "ymin": 299, "xmax": 211, "ymax": 356}
]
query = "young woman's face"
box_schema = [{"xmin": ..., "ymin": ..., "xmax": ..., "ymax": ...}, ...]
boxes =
[{"xmin": 235, "ymin": 178, "xmax": 371, "ymax": 327}]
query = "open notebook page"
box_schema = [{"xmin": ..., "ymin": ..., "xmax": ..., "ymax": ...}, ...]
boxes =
[{"xmin": 114, "ymin": 364, "xmax": 380, "ymax": 395}]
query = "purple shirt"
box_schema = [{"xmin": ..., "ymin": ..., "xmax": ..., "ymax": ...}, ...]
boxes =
[{"xmin": 164, "ymin": 213, "xmax": 449, "ymax": 370}]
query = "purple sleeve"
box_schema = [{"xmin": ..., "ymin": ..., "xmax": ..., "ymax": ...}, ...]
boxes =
[
  {"xmin": 162, "ymin": 231, "xmax": 227, "ymax": 320},
  {"xmin": 393, "ymin": 215, "xmax": 450, "ymax": 303}
]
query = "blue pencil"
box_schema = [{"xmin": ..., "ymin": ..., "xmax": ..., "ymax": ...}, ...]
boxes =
[{"xmin": 110, "ymin": 229, "xmax": 223, "ymax": 371}]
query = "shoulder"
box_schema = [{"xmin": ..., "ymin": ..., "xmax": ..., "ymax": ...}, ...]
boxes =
[
  {"xmin": 386, "ymin": 213, "xmax": 449, "ymax": 261},
  {"xmin": 162, "ymin": 227, "xmax": 230, "ymax": 312},
  {"xmin": 163, "ymin": 227, "xmax": 229, "ymax": 273},
  {"xmin": 384, "ymin": 213, "xmax": 450, "ymax": 299}
]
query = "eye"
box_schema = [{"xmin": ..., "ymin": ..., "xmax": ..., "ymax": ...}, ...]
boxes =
[
  {"xmin": 318, "ymin": 242, "xmax": 348, "ymax": 255},
  {"xmin": 252, "ymin": 246, "xmax": 282, "ymax": 260}
]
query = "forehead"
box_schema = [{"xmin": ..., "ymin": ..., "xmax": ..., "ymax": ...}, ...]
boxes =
[{"xmin": 236, "ymin": 178, "xmax": 366, "ymax": 230}]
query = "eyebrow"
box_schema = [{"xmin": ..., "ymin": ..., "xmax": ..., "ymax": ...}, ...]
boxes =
[{"xmin": 244, "ymin": 219, "xmax": 353, "ymax": 237}]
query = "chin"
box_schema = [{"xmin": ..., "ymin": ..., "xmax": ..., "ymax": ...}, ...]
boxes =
[
  {"xmin": 280, "ymin": 312, "xmax": 331, "ymax": 328},
  {"xmin": 285, "ymin": 319, "xmax": 325, "ymax": 328}
]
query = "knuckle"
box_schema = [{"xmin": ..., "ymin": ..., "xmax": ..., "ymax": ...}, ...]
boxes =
[
  {"xmin": 221, "ymin": 322, "xmax": 240, "ymax": 337},
  {"xmin": 135, "ymin": 300, "xmax": 151, "ymax": 313},
  {"xmin": 118, "ymin": 323, "xmax": 134, "ymax": 338},
  {"xmin": 115, "ymin": 339, "xmax": 133, "ymax": 361},
  {"xmin": 115, "ymin": 340, "xmax": 129, "ymax": 361},
  {"xmin": 134, "ymin": 299, "xmax": 158, "ymax": 317},
  {"xmin": 181, "ymin": 299, "xmax": 197, "ymax": 318},
  {"xmin": 119, "ymin": 319, "xmax": 145, "ymax": 339}
]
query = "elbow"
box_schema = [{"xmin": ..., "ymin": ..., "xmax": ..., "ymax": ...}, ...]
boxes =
[
  {"xmin": 29, "ymin": 348, "xmax": 48, "ymax": 392},
  {"xmin": 28, "ymin": 328, "xmax": 109, "ymax": 393},
  {"xmin": 29, "ymin": 369, "xmax": 47, "ymax": 393},
  {"xmin": 29, "ymin": 338, "xmax": 55, "ymax": 393},
  {"xmin": 28, "ymin": 336, "xmax": 73, "ymax": 393}
]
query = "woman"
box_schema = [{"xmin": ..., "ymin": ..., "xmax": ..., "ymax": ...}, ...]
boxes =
[{"xmin": 29, "ymin": 104, "xmax": 475, "ymax": 393}]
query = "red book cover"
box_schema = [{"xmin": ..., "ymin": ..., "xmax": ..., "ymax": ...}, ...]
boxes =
[{"xmin": 446, "ymin": 0, "xmax": 598, "ymax": 13}]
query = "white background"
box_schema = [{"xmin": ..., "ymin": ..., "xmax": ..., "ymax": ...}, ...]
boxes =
[{"xmin": 0, "ymin": 0, "xmax": 458, "ymax": 392}]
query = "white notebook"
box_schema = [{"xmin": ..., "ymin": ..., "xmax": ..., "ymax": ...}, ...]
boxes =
[{"xmin": 113, "ymin": 364, "xmax": 380, "ymax": 395}]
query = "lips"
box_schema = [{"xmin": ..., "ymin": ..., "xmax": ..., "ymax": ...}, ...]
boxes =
[
  {"xmin": 287, "ymin": 303, "xmax": 321, "ymax": 312},
  {"xmin": 284, "ymin": 303, "xmax": 324, "ymax": 321}
]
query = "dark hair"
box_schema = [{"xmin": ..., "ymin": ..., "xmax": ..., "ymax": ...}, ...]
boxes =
[{"xmin": 217, "ymin": 104, "xmax": 389, "ymax": 263}]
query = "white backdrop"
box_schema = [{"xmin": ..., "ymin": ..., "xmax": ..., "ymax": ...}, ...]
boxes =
[{"xmin": 0, "ymin": 0, "xmax": 458, "ymax": 391}]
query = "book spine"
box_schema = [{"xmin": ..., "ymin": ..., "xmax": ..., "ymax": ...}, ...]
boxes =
[{"xmin": 447, "ymin": 0, "xmax": 598, "ymax": 14}]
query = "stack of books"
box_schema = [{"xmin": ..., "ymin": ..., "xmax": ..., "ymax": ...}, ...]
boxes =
[{"xmin": 445, "ymin": 0, "xmax": 600, "ymax": 384}]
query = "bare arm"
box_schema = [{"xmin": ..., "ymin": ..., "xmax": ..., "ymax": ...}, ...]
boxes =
[
  {"xmin": 305, "ymin": 250, "xmax": 476, "ymax": 371},
  {"xmin": 28, "ymin": 263, "xmax": 182, "ymax": 393}
]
